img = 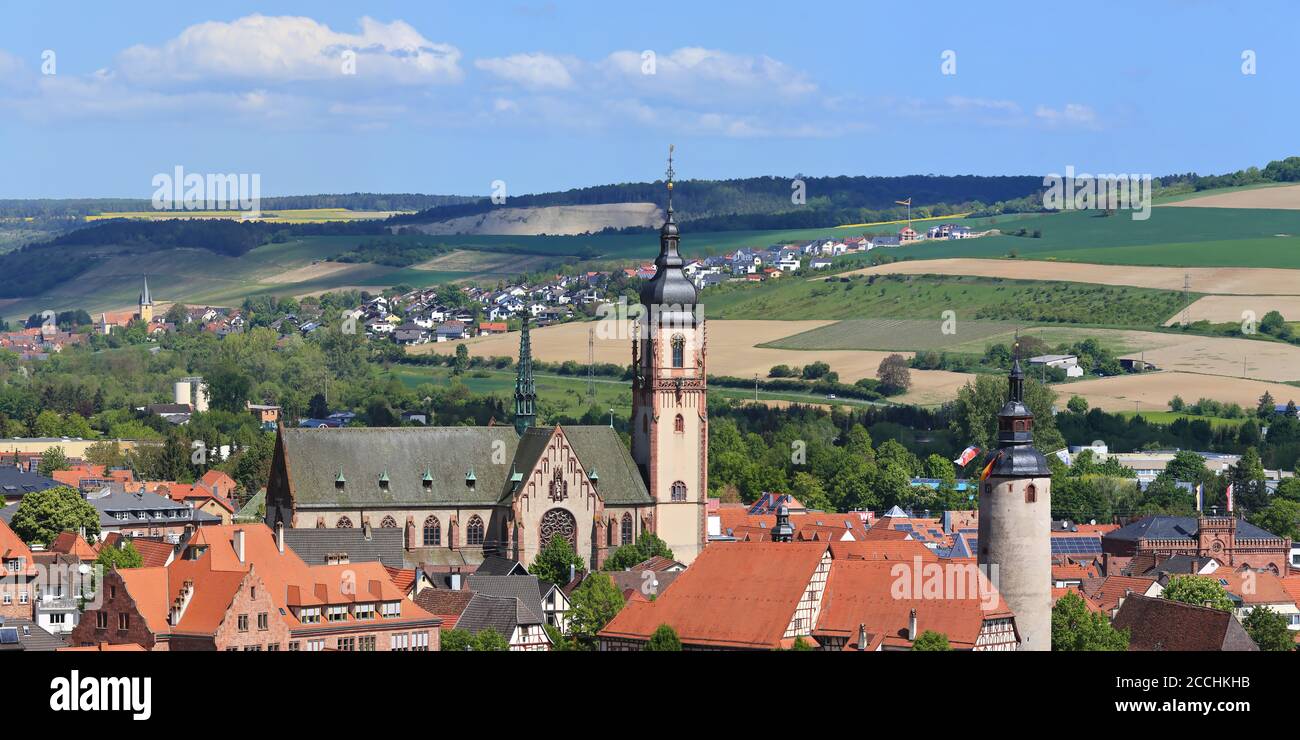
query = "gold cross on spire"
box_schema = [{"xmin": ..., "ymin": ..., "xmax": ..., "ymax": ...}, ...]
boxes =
[{"xmin": 666, "ymin": 144, "xmax": 675, "ymax": 189}]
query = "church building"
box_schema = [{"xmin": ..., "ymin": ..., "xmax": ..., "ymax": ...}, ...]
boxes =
[{"xmin": 264, "ymin": 151, "xmax": 709, "ymax": 570}]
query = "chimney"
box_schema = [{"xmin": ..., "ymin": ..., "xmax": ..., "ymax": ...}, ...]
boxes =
[
  {"xmin": 449, "ymin": 572, "xmax": 462, "ymax": 591},
  {"xmin": 907, "ymin": 608, "xmax": 918, "ymax": 641},
  {"xmin": 857, "ymin": 623, "xmax": 868, "ymax": 651},
  {"xmin": 568, "ymin": 563, "xmax": 576, "ymax": 584},
  {"xmin": 363, "ymin": 520, "xmax": 372, "ymax": 541},
  {"xmin": 233, "ymin": 529, "xmax": 245, "ymax": 563},
  {"xmin": 275, "ymin": 522, "xmax": 285, "ymax": 554}
]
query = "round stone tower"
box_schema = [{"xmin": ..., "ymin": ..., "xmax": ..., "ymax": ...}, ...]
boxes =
[{"xmin": 977, "ymin": 357, "xmax": 1052, "ymax": 651}]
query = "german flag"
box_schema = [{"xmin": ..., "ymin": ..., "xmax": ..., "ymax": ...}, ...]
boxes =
[{"xmin": 979, "ymin": 451, "xmax": 1002, "ymax": 482}]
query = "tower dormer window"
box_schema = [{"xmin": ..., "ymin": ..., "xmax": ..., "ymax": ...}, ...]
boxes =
[{"xmin": 671, "ymin": 335, "xmax": 685, "ymax": 368}]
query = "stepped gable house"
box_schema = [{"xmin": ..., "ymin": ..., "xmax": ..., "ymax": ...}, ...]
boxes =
[{"xmin": 265, "ymin": 151, "xmax": 708, "ymax": 570}]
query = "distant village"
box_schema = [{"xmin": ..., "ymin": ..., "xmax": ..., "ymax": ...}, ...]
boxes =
[{"xmin": 0, "ymin": 221, "xmax": 981, "ymax": 358}]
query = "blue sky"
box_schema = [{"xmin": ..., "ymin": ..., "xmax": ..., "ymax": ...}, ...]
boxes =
[{"xmin": 0, "ymin": 0, "xmax": 1296, "ymax": 198}]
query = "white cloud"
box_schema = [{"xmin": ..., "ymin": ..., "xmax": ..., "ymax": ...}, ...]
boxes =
[
  {"xmin": 600, "ymin": 47, "xmax": 817, "ymax": 103},
  {"xmin": 475, "ymin": 53, "xmax": 575, "ymax": 89},
  {"xmin": 116, "ymin": 14, "xmax": 462, "ymax": 87},
  {"xmin": 1034, "ymin": 103, "xmax": 1099, "ymax": 129}
]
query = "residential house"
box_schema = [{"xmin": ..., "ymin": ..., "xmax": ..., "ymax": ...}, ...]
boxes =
[{"xmin": 67, "ymin": 524, "xmax": 439, "ymax": 651}]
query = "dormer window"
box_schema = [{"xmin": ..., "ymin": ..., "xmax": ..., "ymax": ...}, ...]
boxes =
[
  {"xmin": 465, "ymin": 467, "xmax": 476, "ymax": 490},
  {"xmin": 335, "ymin": 467, "xmax": 346, "ymax": 490},
  {"xmin": 422, "ymin": 468, "xmax": 433, "ymax": 489},
  {"xmin": 378, "ymin": 470, "xmax": 390, "ymax": 490}
]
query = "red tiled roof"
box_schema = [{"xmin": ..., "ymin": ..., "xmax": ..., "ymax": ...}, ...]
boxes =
[
  {"xmin": 0, "ymin": 519, "xmax": 36, "ymax": 576},
  {"xmin": 49, "ymin": 531, "xmax": 99, "ymax": 560},
  {"xmin": 817, "ymin": 559, "xmax": 1013, "ymax": 650},
  {"xmin": 384, "ymin": 565, "xmax": 417, "ymax": 594},
  {"xmin": 1080, "ymin": 575, "xmax": 1157, "ymax": 614},
  {"xmin": 600, "ymin": 542, "xmax": 830, "ymax": 649},
  {"xmin": 59, "ymin": 642, "xmax": 147, "ymax": 652},
  {"xmin": 1052, "ymin": 587, "xmax": 1103, "ymax": 614},
  {"xmin": 102, "ymin": 534, "xmax": 176, "ymax": 568}
]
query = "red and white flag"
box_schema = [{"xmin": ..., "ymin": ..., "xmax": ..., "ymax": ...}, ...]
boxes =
[
  {"xmin": 953, "ymin": 446, "xmax": 980, "ymax": 467},
  {"xmin": 1225, "ymin": 483, "xmax": 1234, "ymax": 513}
]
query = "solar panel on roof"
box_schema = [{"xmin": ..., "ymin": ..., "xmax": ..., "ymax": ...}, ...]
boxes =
[{"xmin": 0, "ymin": 628, "xmax": 18, "ymax": 644}]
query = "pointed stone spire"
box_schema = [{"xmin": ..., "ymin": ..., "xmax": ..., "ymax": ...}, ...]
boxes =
[
  {"xmin": 513, "ymin": 312, "xmax": 536, "ymax": 435},
  {"xmin": 140, "ymin": 275, "xmax": 152, "ymax": 306}
]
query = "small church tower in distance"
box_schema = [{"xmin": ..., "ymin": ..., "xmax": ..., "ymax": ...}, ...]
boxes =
[
  {"xmin": 138, "ymin": 275, "xmax": 154, "ymax": 323},
  {"xmin": 631, "ymin": 145, "xmax": 708, "ymax": 564},
  {"xmin": 977, "ymin": 352, "xmax": 1052, "ymax": 651},
  {"xmin": 514, "ymin": 312, "xmax": 536, "ymax": 435}
]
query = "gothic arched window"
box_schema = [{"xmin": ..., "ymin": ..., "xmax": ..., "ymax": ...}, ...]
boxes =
[
  {"xmin": 379, "ymin": 516, "xmax": 397, "ymax": 528},
  {"xmin": 671, "ymin": 334, "xmax": 685, "ymax": 368},
  {"xmin": 674, "ymin": 414, "xmax": 685, "ymax": 433},
  {"xmin": 467, "ymin": 515, "xmax": 485, "ymax": 546},
  {"xmin": 671, "ymin": 481, "xmax": 687, "ymax": 502},
  {"xmin": 335, "ymin": 516, "xmax": 353, "ymax": 529},
  {"xmin": 423, "ymin": 516, "xmax": 441, "ymax": 546},
  {"xmin": 621, "ymin": 513, "xmax": 634, "ymax": 545}
]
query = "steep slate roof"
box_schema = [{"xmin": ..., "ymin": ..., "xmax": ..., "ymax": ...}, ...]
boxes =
[
  {"xmin": 559, "ymin": 426, "xmax": 651, "ymax": 505},
  {"xmin": 466, "ymin": 574, "xmax": 545, "ymax": 625},
  {"xmin": 0, "ymin": 617, "xmax": 66, "ymax": 651},
  {"xmin": 475, "ymin": 555, "xmax": 526, "ymax": 576},
  {"xmin": 0, "ymin": 467, "xmax": 59, "ymax": 497},
  {"xmin": 456, "ymin": 592, "xmax": 520, "ymax": 638},
  {"xmin": 233, "ymin": 490, "xmax": 265, "ymax": 523},
  {"xmin": 279, "ymin": 424, "xmax": 649, "ymax": 511},
  {"xmin": 1107, "ymin": 515, "xmax": 1284, "ymax": 543},
  {"xmin": 283, "ymin": 527, "xmax": 406, "ymax": 568},
  {"xmin": 279, "ymin": 426, "xmax": 520, "ymax": 508},
  {"xmin": 1113, "ymin": 595, "xmax": 1258, "ymax": 651}
]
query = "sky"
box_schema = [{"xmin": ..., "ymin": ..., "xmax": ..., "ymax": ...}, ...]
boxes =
[{"xmin": 0, "ymin": 0, "xmax": 1296, "ymax": 199}]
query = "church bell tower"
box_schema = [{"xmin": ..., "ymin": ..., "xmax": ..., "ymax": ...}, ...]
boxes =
[
  {"xmin": 138, "ymin": 275, "xmax": 154, "ymax": 324},
  {"xmin": 977, "ymin": 353, "xmax": 1052, "ymax": 651},
  {"xmin": 631, "ymin": 146, "xmax": 708, "ymax": 564}
]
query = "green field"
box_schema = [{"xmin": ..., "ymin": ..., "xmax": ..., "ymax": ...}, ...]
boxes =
[
  {"xmin": 1114, "ymin": 410, "xmax": 1251, "ymax": 429},
  {"xmin": 703, "ymin": 273, "xmax": 1190, "ymax": 326},
  {"xmin": 885, "ymin": 206, "xmax": 1300, "ymax": 268}
]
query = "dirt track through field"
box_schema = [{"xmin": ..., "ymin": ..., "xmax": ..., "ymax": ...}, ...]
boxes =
[{"xmin": 847, "ymin": 258, "xmax": 1300, "ymax": 295}]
